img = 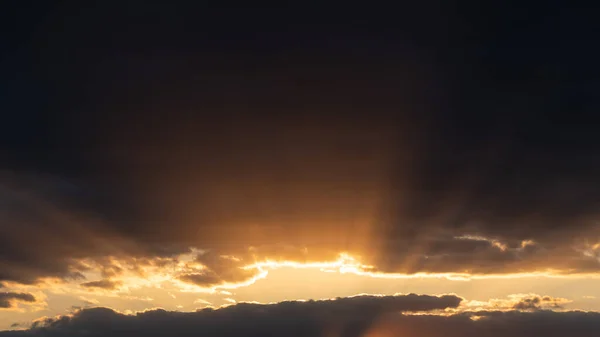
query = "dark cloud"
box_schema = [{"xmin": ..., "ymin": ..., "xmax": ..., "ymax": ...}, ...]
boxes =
[
  {"xmin": 80, "ymin": 280, "xmax": 121, "ymax": 290},
  {"xmin": 177, "ymin": 251, "xmax": 262, "ymax": 288},
  {"xmin": 0, "ymin": 2, "xmax": 599, "ymax": 284},
  {"xmin": 512, "ymin": 295, "xmax": 568, "ymax": 311},
  {"xmin": 0, "ymin": 171, "xmax": 191, "ymax": 284},
  {"xmin": 5, "ymin": 294, "xmax": 459, "ymax": 336},
  {"xmin": 2, "ymin": 296, "xmax": 600, "ymax": 337},
  {"xmin": 361, "ymin": 234, "xmax": 600, "ymax": 275},
  {"xmin": 371, "ymin": 310, "xmax": 600, "ymax": 337},
  {"xmin": 0, "ymin": 292, "xmax": 36, "ymax": 309}
]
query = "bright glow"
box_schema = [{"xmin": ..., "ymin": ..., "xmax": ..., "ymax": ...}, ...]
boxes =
[
  {"xmin": 4, "ymin": 249, "xmax": 600, "ymax": 331},
  {"xmin": 242, "ymin": 252, "xmax": 600, "ymax": 282}
]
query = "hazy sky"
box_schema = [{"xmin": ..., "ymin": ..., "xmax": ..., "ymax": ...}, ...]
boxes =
[{"xmin": 1, "ymin": 2, "xmax": 599, "ymax": 336}]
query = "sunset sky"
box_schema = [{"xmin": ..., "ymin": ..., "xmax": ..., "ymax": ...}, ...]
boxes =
[{"xmin": 1, "ymin": 2, "xmax": 599, "ymax": 336}]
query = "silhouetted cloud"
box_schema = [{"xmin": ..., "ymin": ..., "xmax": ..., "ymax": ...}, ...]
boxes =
[
  {"xmin": 0, "ymin": 292, "xmax": 36, "ymax": 309},
  {"xmin": 462, "ymin": 294, "xmax": 572, "ymax": 312},
  {"xmin": 371, "ymin": 310, "xmax": 600, "ymax": 337},
  {"xmin": 3, "ymin": 294, "xmax": 459, "ymax": 335},
  {"xmin": 512, "ymin": 295, "xmax": 569, "ymax": 311},
  {"xmin": 0, "ymin": 295, "xmax": 599, "ymax": 336}
]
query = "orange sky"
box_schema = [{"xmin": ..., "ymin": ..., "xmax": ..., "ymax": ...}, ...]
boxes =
[{"xmin": 3, "ymin": 251, "xmax": 600, "ymax": 330}]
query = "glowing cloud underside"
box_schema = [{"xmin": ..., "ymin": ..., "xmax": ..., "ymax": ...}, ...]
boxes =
[{"xmin": 59, "ymin": 251, "xmax": 600, "ymax": 297}]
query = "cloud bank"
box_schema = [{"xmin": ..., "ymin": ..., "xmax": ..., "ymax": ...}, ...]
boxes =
[{"xmin": 1, "ymin": 294, "xmax": 599, "ymax": 337}]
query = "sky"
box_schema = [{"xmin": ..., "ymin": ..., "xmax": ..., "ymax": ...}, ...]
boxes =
[{"xmin": 1, "ymin": 1, "xmax": 599, "ymax": 336}]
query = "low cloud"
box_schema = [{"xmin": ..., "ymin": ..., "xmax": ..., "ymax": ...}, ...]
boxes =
[
  {"xmin": 0, "ymin": 292, "xmax": 36, "ymax": 309},
  {"xmin": 512, "ymin": 295, "xmax": 570, "ymax": 311},
  {"xmin": 369, "ymin": 310, "xmax": 600, "ymax": 337},
  {"xmin": 5, "ymin": 293, "xmax": 461, "ymax": 334},
  {"xmin": 462, "ymin": 294, "xmax": 572, "ymax": 312},
  {"xmin": 1, "ymin": 294, "xmax": 600, "ymax": 337}
]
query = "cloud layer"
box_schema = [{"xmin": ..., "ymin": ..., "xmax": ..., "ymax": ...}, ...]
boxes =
[
  {"xmin": 5, "ymin": 293, "xmax": 461, "ymax": 336},
  {"xmin": 1, "ymin": 2, "xmax": 599, "ymax": 290},
  {"xmin": 1, "ymin": 162, "xmax": 600, "ymax": 289},
  {"xmin": 1, "ymin": 294, "xmax": 599, "ymax": 337}
]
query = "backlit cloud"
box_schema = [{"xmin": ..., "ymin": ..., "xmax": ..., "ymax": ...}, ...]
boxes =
[
  {"xmin": 0, "ymin": 293, "xmax": 36, "ymax": 310},
  {"xmin": 1, "ymin": 295, "xmax": 599, "ymax": 337},
  {"xmin": 461, "ymin": 294, "xmax": 572, "ymax": 312},
  {"xmin": 2, "ymin": 169, "xmax": 600, "ymax": 293},
  {"xmin": 1, "ymin": 2, "xmax": 600, "ymax": 332}
]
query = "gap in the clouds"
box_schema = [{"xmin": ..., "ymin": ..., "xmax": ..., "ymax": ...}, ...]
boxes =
[{"xmin": 4, "ymin": 256, "xmax": 600, "ymax": 331}]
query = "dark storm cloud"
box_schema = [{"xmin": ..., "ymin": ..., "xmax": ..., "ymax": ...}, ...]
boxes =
[
  {"xmin": 1, "ymin": 2, "xmax": 599, "ymax": 283},
  {"xmin": 0, "ymin": 292, "xmax": 36, "ymax": 309},
  {"xmin": 0, "ymin": 171, "xmax": 191, "ymax": 285},
  {"xmin": 2, "ymin": 296, "xmax": 600, "ymax": 337}
]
